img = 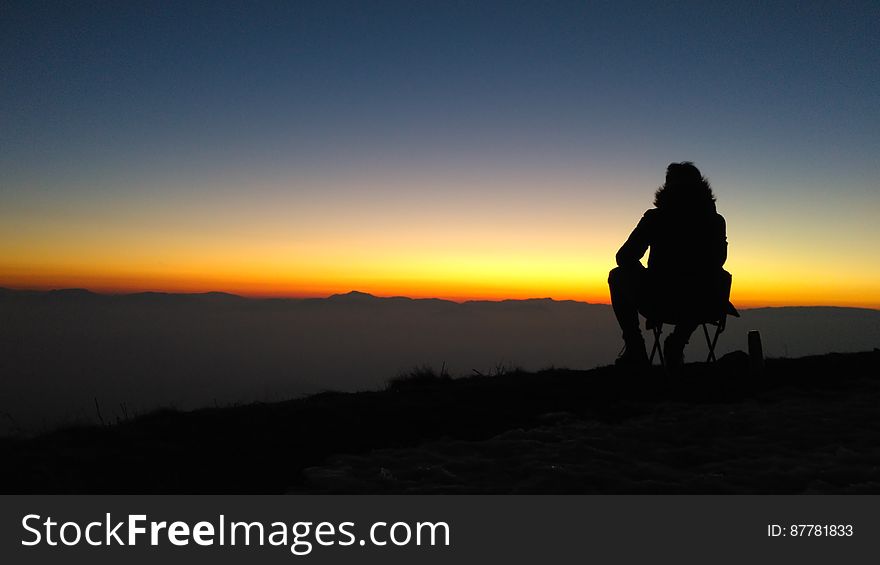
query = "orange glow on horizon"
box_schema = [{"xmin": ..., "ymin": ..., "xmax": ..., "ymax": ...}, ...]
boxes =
[
  {"xmin": 2, "ymin": 267, "xmax": 878, "ymax": 310},
  {"xmin": 2, "ymin": 173, "xmax": 878, "ymax": 310}
]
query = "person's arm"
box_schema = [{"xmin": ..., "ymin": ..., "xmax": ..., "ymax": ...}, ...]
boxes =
[{"xmin": 615, "ymin": 211, "xmax": 653, "ymax": 267}]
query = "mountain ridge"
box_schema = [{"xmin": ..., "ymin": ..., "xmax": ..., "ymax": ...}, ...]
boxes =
[
  {"xmin": 1, "ymin": 286, "xmax": 877, "ymax": 312},
  {"xmin": 2, "ymin": 286, "xmax": 878, "ymax": 435}
]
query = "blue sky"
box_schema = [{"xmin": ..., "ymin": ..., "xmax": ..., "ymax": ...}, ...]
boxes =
[{"xmin": 1, "ymin": 1, "xmax": 878, "ymax": 304}]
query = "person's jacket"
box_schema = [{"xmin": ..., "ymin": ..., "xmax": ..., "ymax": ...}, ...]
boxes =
[{"xmin": 615, "ymin": 204, "xmax": 727, "ymax": 279}]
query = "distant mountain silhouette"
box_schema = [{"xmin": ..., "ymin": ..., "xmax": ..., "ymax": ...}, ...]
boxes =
[
  {"xmin": 324, "ymin": 290, "xmax": 418, "ymax": 305},
  {"xmin": 0, "ymin": 288, "xmax": 878, "ymax": 434},
  {"xmin": 326, "ymin": 290, "xmax": 382, "ymax": 302}
]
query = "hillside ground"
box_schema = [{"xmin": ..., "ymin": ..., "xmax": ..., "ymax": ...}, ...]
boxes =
[{"xmin": 2, "ymin": 350, "xmax": 878, "ymax": 493}]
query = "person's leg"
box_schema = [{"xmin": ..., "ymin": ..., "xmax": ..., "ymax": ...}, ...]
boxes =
[
  {"xmin": 608, "ymin": 265, "xmax": 648, "ymax": 365},
  {"xmin": 608, "ymin": 265, "xmax": 645, "ymax": 340},
  {"xmin": 670, "ymin": 323, "xmax": 697, "ymax": 343},
  {"xmin": 664, "ymin": 322, "xmax": 697, "ymax": 370}
]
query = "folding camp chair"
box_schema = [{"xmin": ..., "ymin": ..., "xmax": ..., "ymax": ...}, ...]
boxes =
[
  {"xmin": 643, "ymin": 269, "xmax": 739, "ymax": 367},
  {"xmin": 646, "ymin": 302, "xmax": 739, "ymax": 366}
]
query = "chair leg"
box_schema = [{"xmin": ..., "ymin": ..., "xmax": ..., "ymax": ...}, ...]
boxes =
[
  {"xmin": 649, "ymin": 324, "xmax": 664, "ymax": 366},
  {"xmin": 702, "ymin": 323, "xmax": 722, "ymax": 362},
  {"xmin": 710, "ymin": 323, "xmax": 722, "ymax": 356}
]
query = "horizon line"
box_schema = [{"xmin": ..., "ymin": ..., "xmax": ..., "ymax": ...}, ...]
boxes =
[{"xmin": 2, "ymin": 285, "xmax": 879, "ymax": 312}]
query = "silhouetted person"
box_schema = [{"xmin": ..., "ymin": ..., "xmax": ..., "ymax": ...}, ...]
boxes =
[{"xmin": 608, "ymin": 162, "xmax": 729, "ymax": 368}]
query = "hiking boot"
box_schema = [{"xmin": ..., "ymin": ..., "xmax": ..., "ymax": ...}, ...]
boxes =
[
  {"xmin": 615, "ymin": 335, "xmax": 649, "ymax": 368},
  {"xmin": 663, "ymin": 334, "xmax": 687, "ymax": 371}
]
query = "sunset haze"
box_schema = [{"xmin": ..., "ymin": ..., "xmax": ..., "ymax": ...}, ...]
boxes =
[{"xmin": 2, "ymin": 1, "xmax": 878, "ymax": 308}]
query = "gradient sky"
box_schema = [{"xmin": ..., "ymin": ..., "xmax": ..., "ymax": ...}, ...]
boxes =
[{"xmin": 2, "ymin": 1, "xmax": 878, "ymax": 307}]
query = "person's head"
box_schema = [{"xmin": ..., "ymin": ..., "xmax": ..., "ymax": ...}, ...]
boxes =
[{"xmin": 654, "ymin": 162, "xmax": 716, "ymax": 211}]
